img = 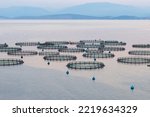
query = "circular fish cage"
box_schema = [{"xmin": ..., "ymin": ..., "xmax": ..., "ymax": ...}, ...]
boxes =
[
  {"xmin": 39, "ymin": 51, "xmax": 59, "ymax": 56},
  {"xmin": 66, "ymin": 61, "xmax": 105, "ymax": 70},
  {"xmin": 43, "ymin": 55, "xmax": 77, "ymax": 61},
  {"xmin": 0, "ymin": 43, "xmax": 8, "ymax": 48},
  {"xmin": 7, "ymin": 51, "xmax": 38, "ymax": 56},
  {"xmin": 83, "ymin": 53, "xmax": 115, "ymax": 58},
  {"xmin": 77, "ymin": 44, "xmax": 104, "ymax": 49},
  {"xmin": 117, "ymin": 57, "xmax": 150, "ymax": 64},
  {"xmin": 103, "ymin": 42, "xmax": 126, "ymax": 46},
  {"xmin": 0, "ymin": 59, "xmax": 24, "ymax": 66},
  {"xmin": 80, "ymin": 40, "xmax": 102, "ymax": 43},
  {"xmin": 59, "ymin": 48, "xmax": 85, "ymax": 53},
  {"xmin": 45, "ymin": 41, "xmax": 69, "ymax": 45},
  {"xmin": 15, "ymin": 42, "xmax": 40, "ymax": 46},
  {"xmin": 0, "ymin": 47, "xmax": 22, "ymax": 52},
  {"xmin": 37, "ymin": 45, "xmax": 68, "ymax": 50},
  {"xmin": 132, "ymin": 44, "xmax": 150, "ymax": 48},
  {"xmin": 128, "ymin": 50, "xmax": 150, "ymax": 56},
  {"xmin": 103, "ymin": 47, "xmax": 125, "ymax": 51}
]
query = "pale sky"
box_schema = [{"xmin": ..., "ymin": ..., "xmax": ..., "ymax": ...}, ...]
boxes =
[{"xmin": 0, "ymin": 0, "xmax": 149, "ymax": 9}]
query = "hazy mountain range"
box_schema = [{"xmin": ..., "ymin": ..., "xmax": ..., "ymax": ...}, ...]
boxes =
[{"xmin": 0, "ymin": 2, "xmax": 150, "ymax": 19}]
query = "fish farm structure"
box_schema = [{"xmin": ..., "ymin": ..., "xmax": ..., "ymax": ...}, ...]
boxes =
[
  {"xmin": 39, "ymin": 51, "xmax": 59, "ymax": 56},
  {"xmin": 37, "ymin": 45, "xmax": 68, "ymax": 50},
  {"xmin": 7, "ymin": 51, "xmax": 38, "ymax": 56},
  {"xmin": 103, "ymin": 47, "xmax": 125, "ymax": 51},
  {"xmin": 128, "ymin": 50, "xmax": 150, "ymax": 56},
  {"xmin": 0, "ymin": 47, "xmax": 22, "ymax": 52},
  {"xmin": 0, "ymin": 43, "xmax": 8, "ymax": 48},
  {"xmin": 117, "ymin": 57, "xmax": 150, "ymax": 64},
  {"xmin": 132, "ymin": 44, "xmax": 150, "ymax": 48},
  {"xmin": 44, "ymin": 41, "xmax": 69, "ymax": 45},
  {"xmin": 83, "ymin": 53, "xmax": 115, "ymax": 58},
  {"xmin": 15, "ymin": 42, "xmax": 40, "ymax": 46},
  {"xmin": 43, "ymin": 55, "xmax": 77, "ymax": 61},
  {"xmin": 0, "ymin": 59, "xmax": 24, "ymax": 66},
  {"xmin": 66, "ymin": 61, "xmax": 105, "ymax": 70},
  {"xmin": 76, "ymin": 44, "xmax": 105, "ymax": 49},
  {"xmin": 59, "ymin": 48, "xmax": 85, "ymax": 53}
]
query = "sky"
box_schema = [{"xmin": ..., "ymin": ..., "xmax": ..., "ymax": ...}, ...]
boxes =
[{"xmin": 0, "ymin": 0, "xmax": 149, "ymax": 9}]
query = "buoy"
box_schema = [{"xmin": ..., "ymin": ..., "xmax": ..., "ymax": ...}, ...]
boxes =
[
  {"xmin": 66, "ymin": 71, "xmax": 69, "ymax": 75},
  {"xmin": 130, "ymin": 85, "xmax": 135, "ymax": 91},
  {"xmin": 109, "ymin": 51, "xmax": 111, "ymax": 53},
  {"xmin": 47, "ymin": 62, "xmax": 50, "ymax": 65},
  {"xmin": 94, "ymin": 58, "xmax": 96, "ymax": 61},
  {"xmin": 42, "ymin": 49, "xmax": 44, "ymax": 51},
  {"xmin": 92, "ymin": 77, "xmax": 96, "ymax": 81},
  {"xmin": 21, "ymin": 56, "xmax": 23, "ymax": 59}
]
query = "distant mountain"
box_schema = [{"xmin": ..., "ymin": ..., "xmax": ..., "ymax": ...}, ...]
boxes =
[
  {"xmin": 0, "ymin": 6, "xmax": 50, "ymax": 18},
  {"xmin": 58, "ymin": 2, "xmax": 150, "ymax": 17},
  {"xmin": 0, "ymin": 2, "xmax": 150, "ymax": 19},
  {"xmin": 15, "ymin": 14, "xmax": 100, "ymax": 19}
]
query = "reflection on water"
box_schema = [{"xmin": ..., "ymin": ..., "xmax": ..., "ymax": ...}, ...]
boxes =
[{"xmin": 0, "ymin": 20, "xmax": 150, "ymax": 100}]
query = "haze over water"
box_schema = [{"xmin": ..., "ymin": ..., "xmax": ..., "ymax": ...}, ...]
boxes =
[{"xmin": 0, "ymin": 20, "xmax": 150, "ymax": 100}]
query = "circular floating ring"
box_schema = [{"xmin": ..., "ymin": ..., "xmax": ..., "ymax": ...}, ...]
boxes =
[
  {"xmin": 0, "ymin": 59, "xmax": 24, "ymax": 66},
  {"xmin": 85, "ymin": 50, "xmax": 104, "ymax": 53},
  {"xmin": 0, "ymin": 43, "xmax": 8, "ymax": 48},
  {"xmin": 77, "ymin": 44, "xmax": 104, "ymax": 48},
  {"xmin": 7, "ymin": 51, "xmax": 38, "ymax": 56},
  {"xmin": 39, "ymin": 51, "xmax": 59, "ymax": 56},
  {"xmin": 0, "ymin": 47, "xmax": 22, "ymax": 52},
  {"xmin": 67, "ymin": 61, "xmax": 105, "ymax": 70},
  {"xmin": 37, "ymin": 45, "xmax": 68, "ymax": 50},
  {"xmin": 43, "ymin": 55, "xmax": 77, "ymax": 61},
  {"xmin": 83, "ymin": 53, "xmax": 114, "ymax": 58},
  {"xmin": 59, "ymin": 48, "xmax": 85, "ymax": 53},
  {"xmin": 129, "ymin": 50, "xmax": 150, "ymax": 55},
  {"xmin": 117, "ymin": 57, "xmax": 150, "ymax": 64},
  {"xmin": 15, "ymin": 42, "xmax": 40, "ymax": 46},
  {"xmin": 45, "ymin": 41, "xmax": 69, "ymax": 45},
  {"xmin": 103, "ymin": 47, "xmax": 125, "ymax": 51},
  {"xmin": 104, "ymin": 42, "xmax": 126, "ymax": 46},
  {"xmin": 132, "ymin": 44, "xmax": 150, "ymax": 48}
]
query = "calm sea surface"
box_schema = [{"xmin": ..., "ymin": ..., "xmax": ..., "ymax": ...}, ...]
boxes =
[{"xmin": 0, "ymin": 20, "xmax": 150, "ymax": 100}]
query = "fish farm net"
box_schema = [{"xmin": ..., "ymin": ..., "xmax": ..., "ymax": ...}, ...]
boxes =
[
  {"xmin": 132, "ymin": 44, "xmax": 150, "ymax": 48},
  {"xmin": 44, "ymin": 41, "xmax": 69, "ymax": 45},
  {"xmin": 37, "ymin": 45, "xmax": 68, "ymax": 50},
  {"xmin": 0, "ymin": 43, "xmax": 8, "ymax": 48},
  {"xmin": 128, "ymin": 50, "xmax": 150, "ymax": 55},
  {"xmin": 103, "ymin": 47, "xmax": 125, "ymax": 51},
  {"xmin": 43, "ymin": 55, "xmax": 77, "ymax": 61},
  {"xmin": 117, "ymin": 57, "xmax": 150, "ymax": 64},
  {"xmin": 67, "ymin": 61, "xmax": 105, "ymax": 70},
  {"xmin": 59, "ymin": 48, "xmax": 85, "ymax": 53},
  {"xmin": 39, "ymin": 51, "xmax": 59, "ymax": 56},
  {"xmin": 83, "ymin": 53, "xmax": 115, "ymax": 58},
  {"xmin": 15, "ymin": 42, "xmax": 40, "ymax": 46},
  {"xmin": 7, "ymin": 51, "xmax": 38, "ymax": 56},
  {"xmin": 0, "ymin": 47, "xmax": 22, "ymax": 52},
  {"xmin": 0, "ymin": 59, "xmax": 24, "ymax": 66}
]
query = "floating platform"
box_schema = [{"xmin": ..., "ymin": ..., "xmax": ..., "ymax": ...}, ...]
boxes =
[
  {"xmin": 66, "ymin": 61, "xmax": 105, "ymax": 70},
  {"xmin": 117, "ymin": 57, "xmax": 150, "ymax": 64},
  {"xmin": 83, "ymin": 53, "xmax": 115, "ymax": 58},
  {"xmin": 132, "ymin": 44, "xmax": 150, "ymax": 48},
  {"xmin": 43, "ymin": 55, "xmax": 77, "ymax": 61},
  {"xmin": 39, "ymin": 51, "xmax": 59, "ymax": 56},
  {"xmin": 0, "ymin": 43, "xmax": 8, "ymax": 48},
  {"xmin": 0, "ymin": 59, "xmax": 24, "ymax": 66},
  {"xmin": 0, "ymin": 47, "xmax": 22, "ymax": 52},
  {"xmin": 37, "ymin": 45, "xmax": 68, "ymax": 50},
  {"xmin": 129, "ymin": 50, "xmax": 150, "ymax": 55},
  {"xmin": 7, "ymin": 51, "xmax": 38, "ymax": 56},
  {"xmin": 15, "ymin": 42, "xmax": 40, "ymax": 46},
  {"xmin": 59, "ymin": 48, "xmax": 85, "ymax": 53}
]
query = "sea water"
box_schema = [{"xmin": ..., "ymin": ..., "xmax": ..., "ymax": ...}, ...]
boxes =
[{"xmin": 0, "ymin": 20, "xmax": 150, "ymax": 99}]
